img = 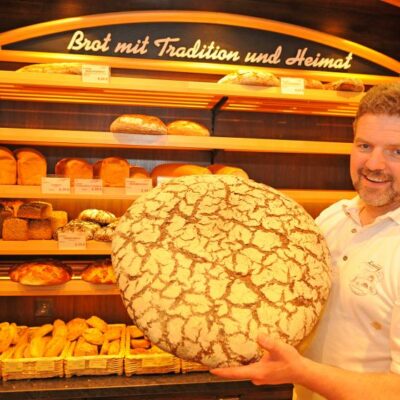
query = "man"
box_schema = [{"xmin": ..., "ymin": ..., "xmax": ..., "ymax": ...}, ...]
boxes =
[{"xmin": 211, "ymin": 82, "xmax": 400, "ymax": 400}]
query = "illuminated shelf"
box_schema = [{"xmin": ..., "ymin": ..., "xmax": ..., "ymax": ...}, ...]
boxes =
[
  {"xmin": 0, "ymin": 127, "xmax": 352, "ymax": 155},
  {"xmin": 0, "ymin": 70, "xmax": 364, "ymax": 116}
]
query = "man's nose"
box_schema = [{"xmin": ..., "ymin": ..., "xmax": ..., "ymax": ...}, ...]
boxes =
[{"xmin": 365, "ymin": 149, "xmax": 386, "ymax": 170}]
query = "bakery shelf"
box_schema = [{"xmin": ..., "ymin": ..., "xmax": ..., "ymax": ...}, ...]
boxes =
[
  {"xmin": 281, "ymin": 189, "xmax": 355, "ymax": 206},
  {"xmin": 0, "ymin": 127, "xmax": 353, "ymax": 155},
  {"xmin": 0, "ymin": 277, "xmax": 120, "ymax": 296},
  {"xmin": 0, "ymin": 240, "xmax": 110, "ymax": 255},
  {"xmin": 0, "ymin": 70, "xmax": 364, "ymax": 116},
  {"xmin": 0, "ymin": 185, "xmax": 141, "ymax": 200}
]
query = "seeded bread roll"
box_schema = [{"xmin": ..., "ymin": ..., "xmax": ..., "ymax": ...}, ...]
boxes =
[
  {"xmin": 0, "ymin": 146, "xmax": 17, "ymax": 185},
  {"xmin": 53, "ymin": 219, "xmax": 100, "ymax": 240},
  {"xmin": 93, "ymin": 157, "xmax": 130, "ymax": 187},
  {"xmin": 17, "ymin": 201, "xmax": 53, "ymax": 219},
  {"xmin": 113, "ymin": 175, "xmax": 331, "ymax": 368},
  {"xmin": 17, "ymin": 62, "xmax": 82, "ymax": 75},
  {"xmin": 167, "ymin": 120, "xmax": 210, "ymax": 137},
  {"xmin": 218, "ymin": 70, "xmax": 280, "ymax": 87},
  {"xmin": 14, "ymin": 148, "xmax": 47, "ymax": 186},
  {"xmin": 78, "ymin": 209, "xmax": 116, "ymax": 225},
  {"xmin": 110, "ymin": 114, "xmax": 167, "ymax": 135},
  {"xmin": 55, "ymin": 158, "xmax": 93, "ymax": 183}
]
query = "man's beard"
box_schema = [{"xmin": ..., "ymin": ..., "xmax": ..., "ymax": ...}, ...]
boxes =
[{"xmin": 353, "ymin": 169, "xmax": 400, "ymax": 207}]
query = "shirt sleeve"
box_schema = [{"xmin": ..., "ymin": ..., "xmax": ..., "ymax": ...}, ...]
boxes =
[{"xmin": 390, "ymin": 300, "xmax": 400, "ymax": 374}]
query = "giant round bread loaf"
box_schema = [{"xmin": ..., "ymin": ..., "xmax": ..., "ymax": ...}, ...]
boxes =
[{"xmin": 112, "ymin": 175, "xmax": 331, "ymax": 368}]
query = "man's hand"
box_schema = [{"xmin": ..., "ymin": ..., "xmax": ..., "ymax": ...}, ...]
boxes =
[{"xmin": 210, "ymin": 333, "xmax": 305, "ymax": 385}]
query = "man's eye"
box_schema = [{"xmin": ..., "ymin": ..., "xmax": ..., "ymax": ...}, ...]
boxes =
[{"xmin": 357, "ymin": 143, "xmax": 370, "ymax": 150}]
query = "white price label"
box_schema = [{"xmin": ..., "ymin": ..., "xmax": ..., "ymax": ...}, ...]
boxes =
[
  {"xmin": 41, "ymin": 177, "xmax": 70, "ymax": 194},
  {"xmin": 280, "ymin": 77, "xmax": 305, "ymax": 95},
  {"xmin": 125, "ymin": 178, "xmax": 153, "ymax": 195},
  {"xmin": 81, "ymin": 64, "xmax": 110, "ymax": 83},
  {"xmin": 74, "ymin": 178, "xmax": 103, "ymax": 194},
  {"xmin": 156, "ymin": 176, "xmax": 173, "ymax": 186},
  {"xmin": 58, "ymin": 232, "xmax": 87, "ymax": 250}
]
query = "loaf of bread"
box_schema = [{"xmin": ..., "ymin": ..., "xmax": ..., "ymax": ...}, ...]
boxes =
[
  {"xmin": 129, "ymin": 166, "xmax": 150, "ymax": 179},
  {"xmin": 14, "ymin": 148, "xmax": 47, "ymax": 185},
  {"xmin": 2, "ymin": 217, "xmax": 29, "ymax": 240},
  {"xmin": 81, "ymin": 259, "xmax": 116, "ymax": 284},
  {"xmin": 0, "ymin": 146, "xmax": 17, "ymax": 185},
  {"xmin": 93, "ymin": 157, "xmax": 130, "ymax": 187},
  {"xmin": 207, "ymin": 164, "xmax": 249, "ymax": 179},
  {"xmin": 8, "ymin": 259, "xmax": 73, "ymax": 286},
  {"xmin": 28, "ymin": 219, "xmax": 52, "ymax": 240},
  {"xmin": 55, "ymin": 158, "xmax": 93, "ymax": 183},
  {"xmin": 17, "ymin": 201, "xmax": 53, "ymax": 219},
  {"xmin": 324, "ymin": 78, "xmax": 365, "ymax": 92},
  {"xmin": 86, "ymin": 316, "xmax": 108, "ymax": 333},
  {"xmin": 167, "ymin": 120, "xmax": 210, "ymax": 137},
  {"xmin": 78, "ymin": 209, "xmax": 117, "ymax": 225},
  {"xmin": 17, "ymin": 62, "xmax": 82, "ymax": 75},
  {"xmin": 0, "ymin": 199, "xmax": 25, "ymax": 216},
  {"xmin": 218, "ymin": 70, "xmax": 280, "ymax": 87},
  {"xmin": 110, "ymin": 114, "xmax": 167, "ymax": 135},
  {"xmin": 66, "ymin": 318, "xmax": 88, "ymax": 341},
  {"xmin": 50, "ymin": 210, "xmax": 68, "ymax": 233},
  {"xmin": 304, "ymin": 78, "xmax": 324, "ymax": 90},
  {"xmin": 93, "ymin": 219, "xmax": 119, "ymax": 242},
  {"xmin": 0, "ymin": 204, "xmax": 13, "ymax": 239},
  {"xmin": 150, "ymin": 163, "xmax": 211, "ymax": 185},
  {"xmin": 53, "ymin": 219, "xmax": 100, "ymax": 240}
]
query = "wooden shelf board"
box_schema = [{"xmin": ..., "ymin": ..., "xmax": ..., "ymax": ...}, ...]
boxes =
[
  {"xmin": 0, "ymin": 70, "xmax": 364, "ymax": 116},
  {"xmin": 0, "ymin": 128, "xmax": 353, "ymax": 155}
]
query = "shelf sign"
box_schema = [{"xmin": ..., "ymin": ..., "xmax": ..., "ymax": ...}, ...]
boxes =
[
  {"xmin": 57, "ymin": 232, "xmax": 87, "ymax": 250},
  {"xmin": 41, "ymin": 176, "xmax": 71, "ymax": 194},
  {"xmin": 125, "ymin": 178, "xmax": 153, "ymax": 195},
  {"xmin": 73, "ymin": 178, "xmax": 103, "ymax": 194},
  {"xmin": 280, "ymin": 77, "xmax": 305, "ymax": 94},
  {"xmin": 0, "ymin": 11, "xmax": 398, "ymax": 78},
  {"xmin": 81, "ymin": 64, "xmax": 110, "ymax": 83}
]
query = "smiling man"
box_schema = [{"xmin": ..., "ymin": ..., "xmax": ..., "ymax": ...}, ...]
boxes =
[{"xmin": 211, "ymin": 82, "xmax": 400, "ymax": 400}]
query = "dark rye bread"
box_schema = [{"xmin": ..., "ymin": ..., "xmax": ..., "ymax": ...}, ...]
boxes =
[{"xmin": 112, "ymin": 175, "xmax": 331, "ymax": 368}]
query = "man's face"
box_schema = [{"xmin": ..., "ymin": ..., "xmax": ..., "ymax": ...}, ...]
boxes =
[{"xmin": 350, "ymin": 113, "xmax": 400, "ymax": 211}]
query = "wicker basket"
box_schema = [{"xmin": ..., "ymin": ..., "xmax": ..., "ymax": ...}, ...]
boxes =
[
  {"xmin": 124, "ymin": 326, "xmax": 180, "ymax": 376},
  {"xmin": 1, "ymin": 326, "xmax": 68, "ymax": 381},
  {"xmin": 180, "ymin": 359, "xmax": 210, "ymax": 373},
  {"xmin": 64, "ymin": 324, "xmax": 125, "ymax": 378}
]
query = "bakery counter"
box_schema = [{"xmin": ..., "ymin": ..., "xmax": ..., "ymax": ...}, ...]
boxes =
[{"xmin": 0, "ymin": 373, "xmax": 293, "ymax": 400}]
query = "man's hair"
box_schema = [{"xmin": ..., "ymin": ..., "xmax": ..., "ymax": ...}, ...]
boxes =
[{"xmin": 355, "ymin": 82, "xmax": 400, "ymax": 124}]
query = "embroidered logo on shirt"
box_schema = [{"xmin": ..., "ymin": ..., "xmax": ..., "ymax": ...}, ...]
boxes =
[{"xmin": 349, "ymin": 261, "xmax": 383, "ymax": 296}]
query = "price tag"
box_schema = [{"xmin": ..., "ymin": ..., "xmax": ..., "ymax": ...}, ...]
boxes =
[
  {"xmin": 35, "ymin": 360, "xmax": 55, "ymax": 372},
  {"xmin": 156, "ymin": 176, "xmax": 173, "ymax": 186},
  {"xmin": 70, "ymin": 359, "xmax": 86, "ymax": 370},
  {"xmin": 81, "ymin": 64, "xmax": 110, "ymax": 83},
  {"xmin": 3, "ymin": 361, "xmax": 23, "ymax": 373},
  {"xmin": 125, "ymin": 178, "xmax": 153, "ymax": 195},
  {"xmin": 280, "ymin": 77, "xmax": 305, "ymax": 95},
  {"xmin": 88, "ymin": 358, "xmax": 107, "ymax": 369},
  {"xmin": 58, "ymin": 232, "xmax": 87, "ymax": 250},
  {"xmin": 74, "ymin": 178, "xmax": 103, "ymax": 194},
  {"xmin": 41, "ymin": 177, "xmax": 70, "ymax": 194}
]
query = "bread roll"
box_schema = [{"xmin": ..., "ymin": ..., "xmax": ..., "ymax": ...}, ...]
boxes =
[
  {"xmin": 218, "ymin": 70, "xmax": 280, "ymax": 87},
  {"xmin": 0, "ymin": 146, "xmax": 17, "ymax": 185},
  {"xmin": 67, "ymin": 318, "xmax": 88, "ymax": 341},
  {"xmin": 167, "ymin": 120, "xmax": 210, "ymax": 137},
  {"xmin": 2, "ymin": 217, "xmax": 29, "ymax": 241},
  {"xmin": 44, "ymin": 335, "xmax": 67, "ymax": 357},
  {"xmin": 86, "ymin": 316, "xmax": 108, "ymax": 333},
  {"xmin": 150, "ymin": 163, "xmax": 211, "ymax": 186},
  {"xmin": 129, "ymin": 166, "xmax": 150, "ymax": 179},
  {"xmin": 110, "ymin": 114, "xmax": 167, "ymax": 135},
  {"xmin": 17, "ymin": 201, "xmax": 53, "ymax": 219},
  {"xmin": 93, "ymin": 157, "xmax": 130, "ymax": 187},
  {"xmin": 78, "ymin": 209, "xmax": 116, "ymax": 225},
  {"xmin": 82, "ymin": 327, "xmax": 104, "ymax": 345},
  {"xmin": 14, "ymin": 148, "xmax": 47, "ymax": 185},
  {"xmin": 73, "ymin": 337, "xmax": 98, "ymax": 356},
  {"xmin": 55, "ymin": 158, "xmax": 93, "ymax": 183},
  {"xmin": 17, "ymin": 62, "xmax": 82, "ymax": 75},
  {"xmin": 9, "ymin": 259, "xmax": 73, "ymax": 286},
  {"xmin": 207, "ymin": 164, "xmax": 249, "ymax": 179}
]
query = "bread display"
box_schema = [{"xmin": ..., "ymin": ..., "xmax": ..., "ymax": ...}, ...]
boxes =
[
  {"xmin": 324, "ymin": 77, "xmax": 365, "ymax": 92},
  {"xmin": 166, "ymin": 120, "xmax": 210, "ymax": 137},
  {"xmin": 110, "ymin": 114, "xmax": 167, "ymax": 135},
  {"xmin": 93, "ymin": 157, "xmax": 130, "ymax": 187},
  {"xmin": 113, "ymin": 175, "xmax": 331, "ymax": 368},
  {"xmin": 28, "ymin": 219, "xmax": 52, "ymax": 240},
  {"xmin": 150, "ymin": 163, "xmax": 211, "ymax": 185},
  {"xmin": 66, "ymin": 318, "xmax": 89, "ymax": 341},
  {"xmin": 78, "ymin": 209, "xmax": 117, "ymax": 225},
  {"xmin": 2, "ymin": 217, "xmax": 29, "ymax": 240},
  {"xmin": 17, "ymin": 201, "xmax": 53, "ymax": 219},
  {"xmin": 81, "ymin": 259, "xmax": 116, "ymax": 284},
  {"xmin": 17, "ymin": 62, "xmax": 82, "ymax": 75},
  {"xmin": 55, "ymin": 158, "xmax": 93, "ymax": 183},
  {"xmin": 129, "ymin": 166, "xmax": 150, "ymax": 179},
  {"xmin": 0, "ymin": 146, "xmax": 17, "ymax": 185},
  {"xmin": 14, "ymin": 148, "xmax": 47, "ymax": 185},
  {"xmin": 8, "ymin": 259, "xmax": 73, "ymax": 286},
  {"xmin": 53, "ymin": 219, "xmax": 100, "ymax": 241},
  {"xmin": 218, "ymin": 69, "xmax": 280, "ymax": 87},
  {"xmin": 207, "ymin": 164, "xmax": 249, "ymax": 179}
]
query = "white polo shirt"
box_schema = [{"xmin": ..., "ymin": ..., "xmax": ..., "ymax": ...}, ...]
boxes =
[{"xmin": 295, "ymin": 197, "xmax": 400, "ymax": 400}]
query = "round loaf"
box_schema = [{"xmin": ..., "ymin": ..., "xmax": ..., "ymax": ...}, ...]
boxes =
[
  {"xmin": 78, "ymin": 209, "xmax": 117, "ymax": 225},
  {"xmin": 218, "ymin": 70, "xmax": 280, "ymax": 87},
  {"xmin": 207, "ymin": 164, "xmax": 249, "ymax": 179},
  {"xmin": 9, "ymin": 259, "xmax": 72, "ymax": 286},
  {"xmin": 167, "ymin": 120, "xmax": 210, "ymax": 137},
  {"xmin": 112, "ymin": 175, "xmax": 331, "ymax": 368},
  {"xmin": 110, "ymin": 114, "xmax": 167, "ymax": 135}
]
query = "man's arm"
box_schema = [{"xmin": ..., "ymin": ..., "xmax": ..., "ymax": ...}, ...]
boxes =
[{"xmin": 210, "ymin": 333, "xmax": 400, "ymax": 400}]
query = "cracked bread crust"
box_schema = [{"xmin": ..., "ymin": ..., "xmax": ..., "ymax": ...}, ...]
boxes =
[{"xmin": 112, "ymin": 175, "xmax": 331, "ymax": 368}]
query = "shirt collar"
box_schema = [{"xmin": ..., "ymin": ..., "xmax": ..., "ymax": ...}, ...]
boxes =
[{"xmin": 342, "ymin": 195, "xmax": 400, "ymax": 225}]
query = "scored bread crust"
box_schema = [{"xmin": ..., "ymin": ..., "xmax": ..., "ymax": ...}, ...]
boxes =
[
  {"xmin": 112, "ymin": 175, "xmax": 331, "ymax": 368},
  {"xmin": 17, "ymin": 63, "xmax": 82, "ymax": 75},
  {"xmin": 110, "ymin": 114, "xmax": 167, "ymax": 135},
  {"xmin": 167, "ymin": 120, "xmax": 210, "ymax": 137}
]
